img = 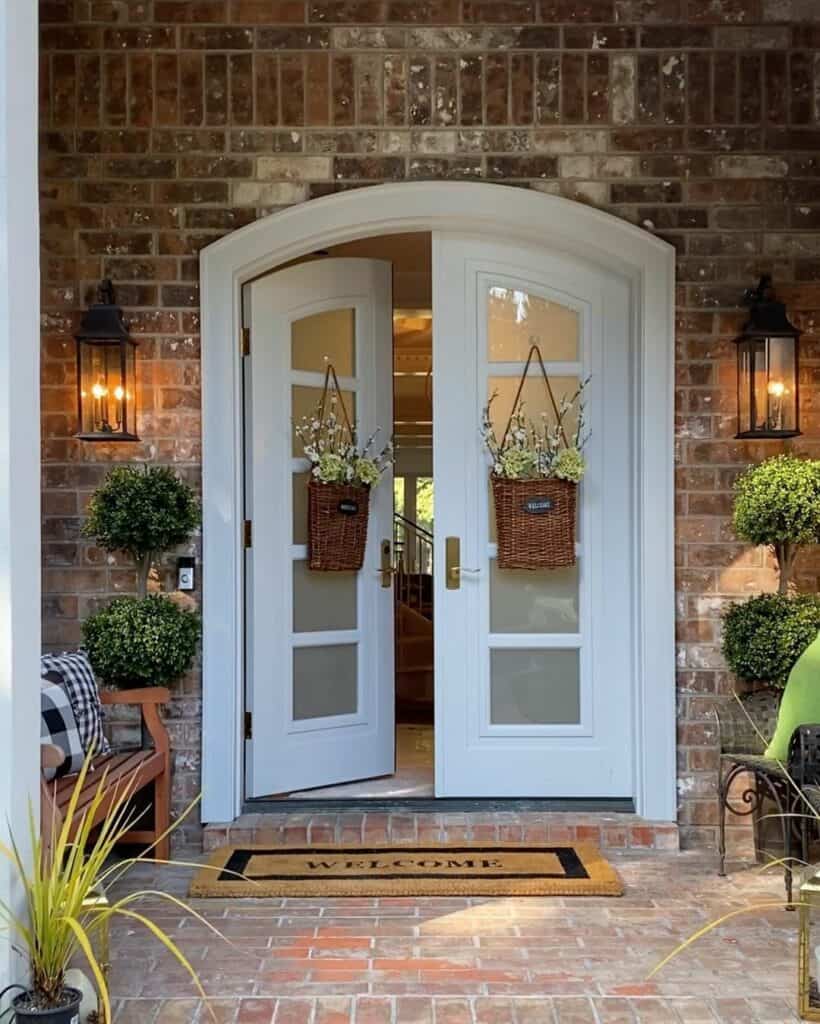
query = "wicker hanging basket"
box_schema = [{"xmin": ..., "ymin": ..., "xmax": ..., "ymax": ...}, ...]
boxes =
[
  {"xmin": 303, "ymin": 363, "xmax": 372, "ymax": 572},
  {"xmin": 491, "ymin": 344, "xmax": 578, "ymax": 571},
  {"xmin": 492, "ymin": 476, "xmax": 576, "ymax": 570},
  {"xmin": 308, "ymin": 479, "xmax": 371, "ymax": 571}
]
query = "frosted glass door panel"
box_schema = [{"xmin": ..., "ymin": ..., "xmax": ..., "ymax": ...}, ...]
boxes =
[
  {"xmin": 293, "ymin": 560, "xmax": 357, "ymax": 632},
  {"xmin": 490, "ymin": 562, "xmax": 579, "ymax": 633},
  {"xmin": 293, "ymin": 645, "xmax": 358, "ymax": 720},
  {"xmin": 487, "ymin": 376, "xmax": 581, "ymax": 441},
  {"xmin": 488, "ymin": 287, "xmax": 578, "ymax": 362},
  {"xmin": 490, "ymin": 649, "xmax": 580, "ymax": 725},
  {"xmin": 291, "ymin": 308, "xmax": 355, "ymax": 376}
]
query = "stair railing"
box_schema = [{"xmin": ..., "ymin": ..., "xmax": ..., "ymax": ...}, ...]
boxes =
[{"xmin": 393, "ymin": 512, "xmax": 433, "ymax": 619}]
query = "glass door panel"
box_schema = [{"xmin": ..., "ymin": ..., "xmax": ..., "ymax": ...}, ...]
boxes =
[
  {"xmin": 489, "ymin": 649, "xmax": 581, "ymax": 725},
  {"xmin": 488, "ymin": 286, "xmax": 579, "ymax": 362}
]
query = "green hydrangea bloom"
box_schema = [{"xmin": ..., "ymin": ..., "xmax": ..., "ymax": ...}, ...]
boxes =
[
  {"xmin": 354, "ymin": 458, "xmax": 381, "ymax": 487},
  {"xmin": 554, "ymin": 447, "xmax": 585, "ymax": 483},
  {"xmin": 498, "ymin": 448, "xmax": 537, "ymax": 479},
  {"xmin": 316, "ymin": 452, "xmax": 346, "ymax": 483}
]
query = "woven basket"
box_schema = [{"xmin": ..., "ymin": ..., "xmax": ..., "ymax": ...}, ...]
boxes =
[
  {"xmin": 492, "ymin": 476, "xmax": 577, "ymax": 570},
  {"xmin": 308, "ymin": 480, "xmax": 371, "ymax": 571}
]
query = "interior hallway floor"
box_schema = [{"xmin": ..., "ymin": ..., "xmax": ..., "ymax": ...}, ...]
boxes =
[
  {"xmin": 283, "ymin": 724, "xmax": 434, "ymax": 800},
  {"xmin": 107, "ymin": 850, "xmax": 799, "ymax": 1023}
]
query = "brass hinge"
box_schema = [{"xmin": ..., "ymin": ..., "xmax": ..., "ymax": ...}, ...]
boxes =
[
  {"xmin": 240, "ymin": 326, "xmax": 251, "ymax": 357},
  {"xmin": 243, "ymin": 519, "xmax": 252, "ymax": 548},
  {"xmin": 244, "ymin": 711, "xmax": 253, "ymax": 740}
]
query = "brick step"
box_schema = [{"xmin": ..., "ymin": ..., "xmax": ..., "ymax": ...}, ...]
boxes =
[{"xmin": 203, "ymin": 811, "xmax": 679, "ymax": 853}]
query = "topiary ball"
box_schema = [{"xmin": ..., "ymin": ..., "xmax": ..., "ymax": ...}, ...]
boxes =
[
  {"xmin": 82, "ymin": 594, "xmax": 201, "ymax": 689},
  {"xmin": 733, "ymin": 454, "xmax": 820, "ymax": 549},
  {"xmin": 722, "ymin": 592, "xmax": 820, "ymax": 689}
]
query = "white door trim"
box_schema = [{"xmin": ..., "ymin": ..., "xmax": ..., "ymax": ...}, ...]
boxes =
[{"xmin": 199, "ymin": 181, "xmax": 676, "ymax": 825}]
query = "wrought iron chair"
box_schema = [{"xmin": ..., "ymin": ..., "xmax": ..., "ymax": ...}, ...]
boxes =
[
  {"xmin": 787, "ymin": 725, "xmax": 820, "ymax": 877},
  {"xmin": 715, "ymin": 690, "xmax": 792, "ymax": 897}
]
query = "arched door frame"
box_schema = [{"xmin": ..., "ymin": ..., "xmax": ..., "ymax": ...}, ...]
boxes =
[{"xmin": 199, "ymin": 181, "xmax": 676, "ymax": 825}]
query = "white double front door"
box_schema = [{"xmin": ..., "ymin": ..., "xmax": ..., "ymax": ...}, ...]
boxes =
[{"xmin": 246, "ymin": 239, "xmax": 634, "ymax": 801}]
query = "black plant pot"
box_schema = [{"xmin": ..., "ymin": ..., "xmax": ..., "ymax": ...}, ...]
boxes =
[{"xmin": 12, "ymin": 988, "xmax": 82, "ymax": 1024}]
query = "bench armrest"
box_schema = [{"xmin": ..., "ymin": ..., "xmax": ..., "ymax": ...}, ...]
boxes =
[
  {"xmin": 100, "ymin": 687, "xmax": 170, "ymax": 757},
  {"xmin": 100, "ymin": 687, "xmax": 170, "ymax": 706}
]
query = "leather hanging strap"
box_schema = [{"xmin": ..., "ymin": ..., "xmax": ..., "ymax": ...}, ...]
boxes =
[
  {"xmin": 499, "ymin": 343, "xmax": 569, "ymax": 451},
  {"xmin": 317, "ymin": 362, "xmax": 355, "ymax": 441}
]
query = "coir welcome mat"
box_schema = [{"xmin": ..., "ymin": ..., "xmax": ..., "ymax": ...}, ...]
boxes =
[{"xmin": 189, "ymin": 843, "xmax": 623, "ymax": 897}]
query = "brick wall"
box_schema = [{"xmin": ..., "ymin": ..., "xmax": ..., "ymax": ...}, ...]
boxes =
[{"xmin": 39, "ymin": 0, "xmax": 820, "ymax": 848}]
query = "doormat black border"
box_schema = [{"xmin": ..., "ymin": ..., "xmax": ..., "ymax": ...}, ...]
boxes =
[{"xmin": 243, "ymin": 797, "xmax": 635, "ymax": 814}]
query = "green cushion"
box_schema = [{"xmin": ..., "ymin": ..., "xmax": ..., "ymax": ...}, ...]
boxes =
[{"xmin": 764, "ymin": 631, "xmax": 820, "ymax": 761}]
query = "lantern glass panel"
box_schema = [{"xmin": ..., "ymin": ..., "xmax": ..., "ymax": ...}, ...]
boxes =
[
  {"xmin": 122, "ymin": 339, "xmax": 136, "ymax": 437},
  {"xmin": 765, "ymin": 335, "xmax": 797, "ymax": 435},
  {"xmin": 78, "ymin": 340, "xmax": 137, "ymax": 439}
]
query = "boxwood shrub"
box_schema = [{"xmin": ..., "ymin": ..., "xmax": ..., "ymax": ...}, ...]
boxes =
[
  {"xmin": 82, "ymin": 594, "xmax": 200, "ymax": 688},
  {"xmin": 722, "ymin": 593, "xmax": 820, "ymax": 688}
]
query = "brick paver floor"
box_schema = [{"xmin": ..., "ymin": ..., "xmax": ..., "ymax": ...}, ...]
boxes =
[{"xmin": 107, "ymin": 851, "xmax": 801, "ymax": 1023}]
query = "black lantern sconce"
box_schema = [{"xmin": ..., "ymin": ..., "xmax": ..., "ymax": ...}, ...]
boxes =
[
  {"xmin": 75, "ymin": 279, "xmax": 139, "ymax": 441},
  {"xmin": 735, "ymin": 275, "xmax": 801, "ymax": 440}
]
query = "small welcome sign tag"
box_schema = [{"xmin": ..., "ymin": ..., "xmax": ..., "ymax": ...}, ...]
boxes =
[
  {"xmin": 522, "ymin": 496, "xmax": 555, "ymax": 515},
  {"xmin": 337, "ymin": 499, "xmax": 359, "ymax": 516}
]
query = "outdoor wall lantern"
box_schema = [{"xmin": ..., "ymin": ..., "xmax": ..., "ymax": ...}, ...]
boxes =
[
  {"xmin": 735, "ymin": 274, "xmax": 801, "ymax": 440},
  {"xmin": 75, "ymin": 279, "xmax": 139, "ymax": 441}
]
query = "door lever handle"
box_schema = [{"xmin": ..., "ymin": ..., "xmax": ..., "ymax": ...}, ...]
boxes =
[{"xmin": 445, "ymin": 537, "xmax": 481, "ymax": 589}]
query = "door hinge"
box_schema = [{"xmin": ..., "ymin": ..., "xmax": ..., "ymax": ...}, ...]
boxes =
[
  {"xmin": 243, "ymin": 519, "xmax": 252, "ymax": 548},
  {"xmin": 240, "ymin": 326, "xmax": 251, "ymax": 357},
  {"xmin": 244, "ymin": 711, "xmax": 253, "ymax": 740}
]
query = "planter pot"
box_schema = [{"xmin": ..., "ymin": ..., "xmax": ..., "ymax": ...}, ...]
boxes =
[
  {"xmin": 13, "ymin": 988, "xmax": 82, "ymax": 1024},
  {"xmin": 307, "ymin": 480, "xmax": 370, "ymax": 572}
]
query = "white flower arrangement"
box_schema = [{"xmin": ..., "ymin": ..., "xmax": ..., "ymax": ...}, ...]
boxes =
[
  {"xmin": 481, "ymin": 378, "xmax": 590, "ymax": 483},
  {"xmin": 294, "ymin": 393, "xmax": 393, "ymax": 488}
]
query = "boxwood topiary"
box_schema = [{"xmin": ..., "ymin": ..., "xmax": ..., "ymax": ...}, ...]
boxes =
[
  {"xmin": 82, "ymin": 465, "xmax": 200, "ymax": 597},
  {"xmin": 722, "ymin": 593, "xmax": 820, "ymax": 688},
  {"xmin": 82, "ymin": 594, "xmax": 201, "ymax": 689},
  {"xmin": 733, "ymin": 454, "xmax": 820, "ymax": 593}
]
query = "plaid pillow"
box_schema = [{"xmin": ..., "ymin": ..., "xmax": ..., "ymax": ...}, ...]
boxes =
[
  {"xmin": 40, "ymin": 651, "xmax": 110, "ymax": 757},
  {"xmin": 41, "ymin": 679, "xmax": 85, "ymax": 780}
]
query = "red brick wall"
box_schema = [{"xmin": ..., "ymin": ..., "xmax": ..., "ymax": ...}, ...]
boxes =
[{"xmin": 39, "ymin": 0, "xmax": 820, "ymax": 848}]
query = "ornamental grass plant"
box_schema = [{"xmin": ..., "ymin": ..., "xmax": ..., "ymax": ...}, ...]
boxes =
[{"xmin": 0, "ymin": 756, "xmax": 230, "ymax": 1023}]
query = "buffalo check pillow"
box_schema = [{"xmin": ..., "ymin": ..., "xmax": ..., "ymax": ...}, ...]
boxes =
[
  {"xmin": 40, "ymin": 651, "xmax": 110, "ymax": 757},
  {"xmin": 40, "ymin": 677, "xmax": 84, "ymax": 780}
]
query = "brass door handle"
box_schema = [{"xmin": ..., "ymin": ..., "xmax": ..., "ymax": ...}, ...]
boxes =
[
  {"xmin": 445, "ymin": 537, "xmax": 480, "ymax": 589},
  {"xmin": 379, "ymin": 539, "xmax": 394, "ymax": 588}
]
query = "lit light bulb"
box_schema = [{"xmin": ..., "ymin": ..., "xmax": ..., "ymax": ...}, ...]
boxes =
[
  {"xmin": 91, "ymin": 383, "xmax": 107, "ymax": 399},
  {"xmin": 114, "ymin": 386, "xmax": 124, "ymax": 401},
  {"xmin": 768, "ymin": 379, "xmax": 785, "ymax": 398}
]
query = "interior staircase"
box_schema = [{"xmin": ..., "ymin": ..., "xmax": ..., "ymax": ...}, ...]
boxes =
[{"xmin": 393, "ymin": 513, "xmax": 433, "ymax": 715}]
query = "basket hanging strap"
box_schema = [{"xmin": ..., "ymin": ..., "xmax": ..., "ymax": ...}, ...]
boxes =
[
  {"xmin": 499, "ymin": 343, "xmax": 570, "ymax": 451},
  {"xmin": 317, "ymin": 362, "xmax": 355, "ymax": 442}
]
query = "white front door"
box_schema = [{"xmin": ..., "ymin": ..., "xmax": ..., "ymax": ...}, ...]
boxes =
[
  {"xmin": 245, "ymin": 258, "xmax": 395, "ymax": 797},
  {"xmin": 433, "ymin": 235, "xmax": 634, "ymax": 799}
]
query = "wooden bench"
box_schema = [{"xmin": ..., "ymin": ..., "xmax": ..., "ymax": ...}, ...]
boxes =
[{"xmin": 41, "ymin": 687, "xmax": 171, "ymax": 863}]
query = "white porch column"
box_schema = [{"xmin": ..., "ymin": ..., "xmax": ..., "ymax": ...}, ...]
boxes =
[{"xmin": 0, "ymin": 0, "xmax": 41, "ymax": 990}]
